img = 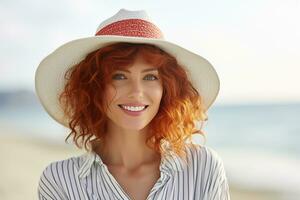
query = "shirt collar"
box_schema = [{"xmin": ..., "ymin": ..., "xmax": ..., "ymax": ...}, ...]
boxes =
[{"xmin": 78, "ymin": 140, "xmax": 186, "ymax": 179}]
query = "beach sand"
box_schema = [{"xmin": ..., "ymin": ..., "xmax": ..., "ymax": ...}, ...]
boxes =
[{"xmin": 0, "ymin": 133, "xmax": 283, "ymax": 200}]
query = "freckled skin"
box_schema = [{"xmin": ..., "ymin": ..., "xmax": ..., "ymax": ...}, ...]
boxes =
[{"xmin": 104, "ymin": 55, "xmax": 163, "ymax": 131}]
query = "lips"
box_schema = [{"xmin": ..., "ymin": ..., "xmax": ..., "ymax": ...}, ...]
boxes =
[
  {"xmin": 118, "ymin": 104, "xmax": 149, "ymax": 116},
  {"xmin": 118, "ymin": 104, "xmax": 149, "ymax": 111},
  {"xmin": 118, "ymin": 103, "xmax": 148, "ymax": 107}
]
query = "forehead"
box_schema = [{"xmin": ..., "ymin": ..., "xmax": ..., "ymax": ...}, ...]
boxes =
[
  {"xmin": 116, "ymin": 68, "xmax": 158, "ymax": 73},
  {"xmin": 115, "ymin": 55, "xmax": 159, "ymax": 72}
]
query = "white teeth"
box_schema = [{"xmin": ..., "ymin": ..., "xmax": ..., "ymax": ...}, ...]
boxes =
[{"xmin": 120, "ymin": 105, "xmax": 146, "ymax": 111}]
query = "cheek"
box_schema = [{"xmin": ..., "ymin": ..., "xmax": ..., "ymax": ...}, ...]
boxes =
[
  {"xmin": 104, "ymin": 85, "xmax": 117, "ymax": 105},
  {"xmin": 149, "ymin": 84, "xmax": 163, "ymax": 103}
]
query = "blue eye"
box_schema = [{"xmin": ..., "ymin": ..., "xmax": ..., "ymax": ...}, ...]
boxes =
[
  {"xmin": 112, "ymin": 73, "xmax": 158, "ymax": 81},
  {"xmin": 144, "ymin": 74, "xmax": 158, "ymax": 80},
  {"xmin": 112, "ymin": 73, "xmax": 126, "ymax": 80}
]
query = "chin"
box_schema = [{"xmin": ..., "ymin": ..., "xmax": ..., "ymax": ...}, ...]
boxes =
[{"xmin": 119, "ymin": 122, "xmax": 150, "ymax": 131}]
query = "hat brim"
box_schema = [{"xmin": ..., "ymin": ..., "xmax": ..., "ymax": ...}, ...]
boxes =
[{"xmin": 35, "ymin": 35, "xmax": 220, "ymax": 127}]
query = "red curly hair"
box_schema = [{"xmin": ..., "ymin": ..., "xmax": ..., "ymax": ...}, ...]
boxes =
[{"xmin": 59, "ymin": 42, "xmax": 208, "ymax": 159}]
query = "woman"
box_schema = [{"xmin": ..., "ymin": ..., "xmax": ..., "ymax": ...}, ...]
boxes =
[{"xmin": 36, "ymin": 9, "xmax": 230, "ymax": 200}]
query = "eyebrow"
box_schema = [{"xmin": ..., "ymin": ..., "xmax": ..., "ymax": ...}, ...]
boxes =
[{"xmin": 116, "ymin": 68, "xmax": 158, "ymax": 73}]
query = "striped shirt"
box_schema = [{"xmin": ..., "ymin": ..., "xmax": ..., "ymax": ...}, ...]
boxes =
[{"xmin": 37, "ymin": 144, "xmax": 230, "ymax": 200}]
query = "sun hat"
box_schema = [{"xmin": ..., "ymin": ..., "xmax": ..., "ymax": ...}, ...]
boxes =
[{"xmin": 35, "ymin": 8, "xmax": 220, "ymax": 127}]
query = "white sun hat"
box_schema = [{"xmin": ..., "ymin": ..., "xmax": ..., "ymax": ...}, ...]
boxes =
[{"xmin": 35, "ymin": 8, "xmax": 220, "ymax": 127}]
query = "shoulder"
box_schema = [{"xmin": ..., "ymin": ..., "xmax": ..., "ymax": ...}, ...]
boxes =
[
  {"xmin": 39, "ymin": 154, "xmax": 84, "ymax": 179},
  {"xmin": 186, "ymin": 143, "xmax": 224, "ymax": 166},
  {"xmin": 184, "ymin": 144, "xmax": 230, "ymax": 195},
  {"xmin": 37, "ymin": 153, "xmax": 88, "ymax": 199},
  {"xmin": 184, "ymin": 143, "xmax": 227, "ymax": 178}
]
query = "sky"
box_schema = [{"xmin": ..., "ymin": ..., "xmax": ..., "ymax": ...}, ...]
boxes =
[{"xmin": 1, "ymin": 0, "xmax": 299, "ymax": 105}]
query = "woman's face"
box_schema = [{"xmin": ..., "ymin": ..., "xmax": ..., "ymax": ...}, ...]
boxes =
[{"xmin": 104, "ymin": 55, "xmax": 163, "ymax": 131}]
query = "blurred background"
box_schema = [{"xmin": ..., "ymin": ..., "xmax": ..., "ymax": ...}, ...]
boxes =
[{"xmin": 1, "ymin": 0, "xmax": 299, "ymax": 199}]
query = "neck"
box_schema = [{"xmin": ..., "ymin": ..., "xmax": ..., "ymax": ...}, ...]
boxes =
[{"xmin": 93, "ymin": 123, "xmax": 160, "ymax": 171}]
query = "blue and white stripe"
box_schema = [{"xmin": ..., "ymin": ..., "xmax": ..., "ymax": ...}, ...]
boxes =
[{"xmin": 38, "ymin": 144, "xmax": 230, "ymax": 200}]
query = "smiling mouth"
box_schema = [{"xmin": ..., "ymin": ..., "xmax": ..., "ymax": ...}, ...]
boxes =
[{"xmin": 118, "ymin": 104, "xmax": 149, "ymax": 112}]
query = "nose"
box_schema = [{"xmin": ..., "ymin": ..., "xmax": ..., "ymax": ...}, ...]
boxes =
[{"xmin": 127, "ymin": 78, "xmax": 144, "ymax": 99}]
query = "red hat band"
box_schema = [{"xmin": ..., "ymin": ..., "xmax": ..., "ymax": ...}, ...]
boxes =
[{"xmin": 95, "ymin": 19, "xmax": 164, "ymax": 39}]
